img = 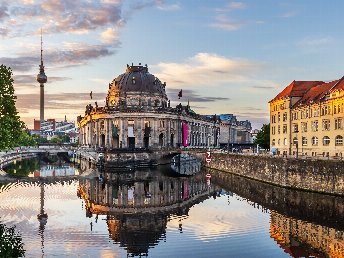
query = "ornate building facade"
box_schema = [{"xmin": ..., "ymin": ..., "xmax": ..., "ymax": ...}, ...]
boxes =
[
  {"xmin": 78, "ymin": 64, "xmax": 220, "ymax": 150},
  {"xmin": 270, "ymin": 77, "xmax": 344, "ymax": 157}
]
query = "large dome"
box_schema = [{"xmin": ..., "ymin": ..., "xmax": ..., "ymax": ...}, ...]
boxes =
[{"xmin": 107, "ymin": 64, "xmax": 168, "ymax": 110}]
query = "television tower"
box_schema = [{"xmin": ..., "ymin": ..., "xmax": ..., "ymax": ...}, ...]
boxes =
[{"xmin": 36, "ymin": 29, "xmax": 47, "ymax": 125}]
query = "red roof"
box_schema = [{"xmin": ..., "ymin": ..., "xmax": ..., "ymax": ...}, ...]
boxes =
[
  {"xmin": 329, "ymin": 76, "xmax": 344, "ymax": 92},
  {"xmin": 271, "ymin": 80, "xmax": 324, "ymax": 102},
  {"xmin": 296, "ymin": 80, "xmax": 338, "ymax": 106}
]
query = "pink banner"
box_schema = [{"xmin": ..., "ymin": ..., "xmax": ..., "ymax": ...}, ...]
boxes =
[{"xmin": 183, "ymin": 122, "xmax": 188, "ymax": 147}]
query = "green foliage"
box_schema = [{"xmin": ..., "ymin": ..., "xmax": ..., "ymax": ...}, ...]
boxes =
[
  {"xmin": 5, "ymin": 158, "xmax": 40, "ymax": 177},
  {"xmin": 254, "ymin": 124, "xmax": 270, "ymax": 150},
  {"xmin": 0, "ymin": 65, "xmax": 25, "ymax": 150},
  {"xmin": 32, "ymin": 134, "xmax": 48, "ymax": 144},
  {"xmin": 17, "ymin": 131, "xmax": 37, "ymax": 147},
  {"xmin": 49, "ymin": 135, "xmax": 70, "ymax": 144},
  {"xmin": 0, "ymin": 223, "xmax": 25, "ymax": 257}
]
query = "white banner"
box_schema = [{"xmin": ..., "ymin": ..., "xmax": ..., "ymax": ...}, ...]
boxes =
[{"xmin": 128, "ymin": 126, "xmax": 134, "ymax": 137}]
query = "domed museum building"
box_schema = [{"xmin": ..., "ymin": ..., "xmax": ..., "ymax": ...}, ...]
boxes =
[{"xmin": 77, "ymin": 64, "xmax": 220, "ymax": 151}]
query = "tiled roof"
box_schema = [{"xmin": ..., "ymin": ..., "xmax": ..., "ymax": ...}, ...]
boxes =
[
  {"xmin": 329, "ymin": 76, "xmax": 344, "ymax": 92},
  {"xmin": 295, "ymin": 80, "xmax": 338, "ymax": 106},
  {"xmin": 270, "ymin": 80, "xmax": 324, "ymax": 102}
]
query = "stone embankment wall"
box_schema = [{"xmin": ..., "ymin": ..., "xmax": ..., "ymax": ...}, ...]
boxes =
[{"xmin": 192, "ymin": 152, "xmax": 344, "ymax": 195}]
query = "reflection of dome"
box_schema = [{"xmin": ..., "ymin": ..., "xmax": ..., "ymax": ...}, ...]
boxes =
[
  {"xmin": 106, "ymin": 64, "xmax": 168, "ymax": 109},
  {"xmin": 107, "ymin": 214, "xmax": 167, "ymax": 256}
]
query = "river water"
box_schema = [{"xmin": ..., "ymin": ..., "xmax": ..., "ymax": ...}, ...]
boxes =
[{"xmin": 1, "ymin": 157, "xmax": 344, "ymax": 257}]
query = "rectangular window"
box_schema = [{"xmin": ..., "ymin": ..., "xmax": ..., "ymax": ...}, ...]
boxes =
[
  {"xmin": 301, "ymin": 122, "xmax": 307, "ymax": 133},
  {"xmin": 283, "ymin": 113, "xmax": 287, "ymax": 122},
  {"xmin": 278, "ymin": 125, "xmax": 280, "ymax": 134},
  {"xmin": 292, "ymin": 123, "xmax": 299, "ymax": 133},
  {"xmin": 312, "ymin": 120, "xmax": 318, "ymax": 132},
  {"xmin": 322, "ymin": 119, "xmax": 330, "ymax": 131},
  {"xmin": 283, "ymin": 124, "xmax": 287, "ymax": 134},
  {"xmin": 335, "ymin": 118, "xmax": 343, "ymax": 130}
]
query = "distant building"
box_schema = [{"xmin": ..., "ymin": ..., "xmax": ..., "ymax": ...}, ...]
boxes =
[
  {"xmin": 218, "ymin": 114, "xmax": 253, "ymax": 149},
  {"xmin": 32, "ymin": 118, "xmax": 79, "ymax": 142},
  {"xmin": 269, "ymin": 77, "xmax": 344, "ymax": 157}
]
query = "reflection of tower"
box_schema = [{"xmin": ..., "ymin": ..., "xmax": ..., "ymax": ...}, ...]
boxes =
[
  {"xmin": 36, "ymin": 29, "xmax": 48, "ymax": 126},
  {"xmin": 37, "ymin": 182, "xmax": 48, "ymax": 255}
]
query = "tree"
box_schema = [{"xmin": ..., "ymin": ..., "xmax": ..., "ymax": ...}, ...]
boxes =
[
  {"xmin": 254, "ymin": 124, "xmax": 270, "ymax": 150},
  {"xmin": 0, "ymin": 223, "xmax": 25, "ymax": 257},
  {"xmin": 0, "ymin": 65, "xmax": 24, "ymax": 150},
  {"xmin": 17, "ymin": 130, "xmax": 37, "ymax": 147}
]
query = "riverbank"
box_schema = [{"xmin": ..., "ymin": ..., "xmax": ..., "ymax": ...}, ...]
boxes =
[{"xmin": 191, "ymin": 151, "xmax": 344, "ymax": 196}]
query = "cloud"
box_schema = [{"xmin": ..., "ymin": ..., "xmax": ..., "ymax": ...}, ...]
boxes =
[
  {"xmin": 227, "ymin": 2, "xmax": 246, "ymax": 9},
  {"xmin": 0, "ymin": 3, "xmax": 9, "ymax": 22},
  {"xmin": 281, "ymin": 11, "xmax": 296, "ymax": 18},
  {"xmin": 298, "ymin": 36, "xmax": 333, "ymax": 48},
  {"xmin": 167, "ymin": 89, "xmax": 230, "ymax": 102},
  {"xmin": 0, "ymin": 43, "xmax": 114, "ymax": 72},
  {"xmin": 210, "ymin": 15, "xmax": 243, "ymax": 31},
  {"xmin": 7, "ymin": 0, "xmax": 123, "ymax": 35},
  {"xmin": 156, "ymin": 2, "xmax": 180, "ymax": 11},
  {"xmin": 153, "ymin": 52, "xmax": 262, "ymax": 88},
  {"xmin": 101, "ymin": 27, "xmax": 119, "ymax": 44},
  {"xmin": 13, "ymin": 74, "xmax": 71, "ymax": 84}
]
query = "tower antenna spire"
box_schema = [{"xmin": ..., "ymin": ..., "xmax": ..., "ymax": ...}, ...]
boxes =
[
  {"xmin": 37, "ymin": 28, "xmax": 47, "ymax": 125},
  {"xmin": 40, "ymin": 28, "xmax": 43, "ymax": 66}
]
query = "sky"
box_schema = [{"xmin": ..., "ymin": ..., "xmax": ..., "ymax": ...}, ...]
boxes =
[{"xmin": 1, "ymin": 0, "xmax": 344, "ymax": 130}]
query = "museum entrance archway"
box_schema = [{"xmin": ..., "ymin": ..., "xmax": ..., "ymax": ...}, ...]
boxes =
[{"xmin": 128, "ymin": 137, "xmax": 135, "ymax": 149}]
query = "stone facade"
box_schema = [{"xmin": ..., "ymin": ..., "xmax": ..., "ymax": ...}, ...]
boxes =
[
  {"xmin": 194, "ymin": 152, "xmax": 344, "ymax": 195},
  {"xmin": 270, "ymin": 78, "xmax": 344, "ymax": 158},
  {"xmin": 218, "ymin": 114, "xmax": 252, "ymax": 147},
  {"xmin": 78, "ymin": 64, "xmax": 220, "ymax": 150}
]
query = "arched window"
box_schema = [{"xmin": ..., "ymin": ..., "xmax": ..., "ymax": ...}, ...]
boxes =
[
  {"xmin": 335, "ymin": 135, "xmax": 343, "ymax": 146},
  {"xmin": 302, "ymin": 137, "xmax": 307, "ymax": 146},
  {"xmin": 312, "ymin": 136, "xmax": 318, "ymax": 146},
  {"xmin": 272, "ymin": 139, "xmax": 275, "ymax": 146},
  {"xmin": 323, "ymin": 136, "xmax": 330, "ymax": 146}
]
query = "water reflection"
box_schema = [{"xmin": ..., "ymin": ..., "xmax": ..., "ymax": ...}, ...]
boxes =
[
  {"xmin": 37, "ymin": 182, "xmax": 48, "ymax": 256},
  {"xmin": 270, "ymin": 211, "xmax": 344, "ymax": 258},
  {"xmin": 78, "ymin": 169, "xmax": 218, "ymax": 256},
  {"xmin": 2, "ymin": 157, "xmax": 344, "ymax": 257},
  {"xmin": 170, "ymin": 154, "xmax": 202, "ymax": 176},
  {"xmin": 209, "ymin": 168, "xmax": 344, "ymax": 258},
  {"xmin": 3, "ymin": 156, "xmax": 79, "ymax": 178}
]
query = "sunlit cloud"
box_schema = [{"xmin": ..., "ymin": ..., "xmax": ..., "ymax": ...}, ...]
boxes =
[
  {"xmin": 101, "ymin": 27, "xmax": 120, "ymax": 44},
  {"xmin": 153, "ymin": 52, "xmax": 262, "ymax": 88}
]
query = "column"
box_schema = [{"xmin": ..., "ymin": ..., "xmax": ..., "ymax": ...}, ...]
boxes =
[
  {"xmin": 95, "ymin": 120, "xmax": 99, "ymax": 147},
  {"xmin": 166, "ymin": 119, "xmax": 170, "ymax": 147},
  {"xmin": 119, "ymin": 119, "xmax": 123, "ymax": 148},
  {"xmin": 105, "ymin": 119, "xmax": 109, "ymax": 147}
]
